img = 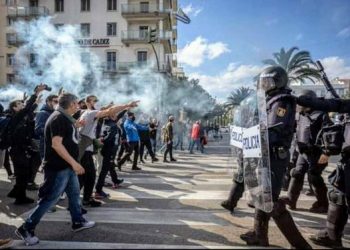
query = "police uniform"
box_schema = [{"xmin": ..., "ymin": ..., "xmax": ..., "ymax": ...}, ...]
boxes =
[
  {"xmin": 282, "ymin": 91, "xmax": 331, "ymax": 213},
  {"xmin": 240, "ymin": 66, "xmax": 311, "ymax": 248},
  {"xmin": 297, "ymin": 95, "xmax": 350, "ymax": 248}
]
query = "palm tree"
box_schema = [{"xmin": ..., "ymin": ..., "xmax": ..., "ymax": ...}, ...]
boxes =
[
  {"xmin": 262, "ymin": 47, "xmax": 321, "ymax": 84},
  {"xmin": 226, "ymin": 86, "xmax": 254, "ymax": 108}
]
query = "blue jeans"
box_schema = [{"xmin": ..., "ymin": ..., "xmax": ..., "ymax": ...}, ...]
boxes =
[
  {"xmin": 24, "ymin": 168, "xmax": 84, "ymax": 231},
  {"xmin": 189, "ymin": 139, "xmax": 203, "ymax": 153}
]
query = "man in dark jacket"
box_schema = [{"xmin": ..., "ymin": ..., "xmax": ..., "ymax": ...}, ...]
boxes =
[
  {"xmin": 7, "ymin": 84, "xmax": 48, "ymax": 205},
  {"xmin": 35, "ymin": 95, "xmax": 58, "ymax": 159}
]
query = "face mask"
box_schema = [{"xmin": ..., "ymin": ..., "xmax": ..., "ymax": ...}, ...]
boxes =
[{"xmin": 131, "ymin": 117, "xmax": 136, "ymax": 121}]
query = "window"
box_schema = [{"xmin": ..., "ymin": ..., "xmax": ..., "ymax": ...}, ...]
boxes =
[
  {"xmin": 55, "ymin": 0, "xmax": 64, "ymax": 12},
  {"xmin": 140, "ymin": 2, "xmax": 149, "ymax": 13},
  {"xmin": 81, "ymin": 0, "xmax": 90, "ymax": 11},
  {"xmin": 6, "ymin": 33, "xmax": 15, "ymax": 45},
  {"xmin": 7, "ymin": 17, "xmax": 15, "ymax": 26},
  {"xmin": 107, "ymin": 0, "xmax": 117, "ymax": 11},
  {"xmin": 139, "ymin": 26, "xmax": 148, "ymax": 39},
  {"xmin": 7, "ymin": 54, "xmax": 15, "ymax": 66},
  {"xmin": 137, "ymin": 51, "xmax": 147, "ymax": 63},
  {"xmin": 5, "ymin": 0, "xmax": 16, "ymax": 6},
  {"xmin": 30, "ymin": 53, "xmax": 38, "ymax": 68},
  {"xmin": 107, "ymin": 23, "xmax": 117, "ymax": 36},
  {"xmin": 7, "ymin": 74, "xmax": 15, "ymax": 84},
  {"xmin": 81, "ymin": 23, "xmax": 90, "ymax": 37},
  {"xmin": 106, "ymin": 52, "xmax": 116, "ymax": 71},
  {"xmin": 29, "ymin": 0, "xmax": 39, "ymax": 7}
]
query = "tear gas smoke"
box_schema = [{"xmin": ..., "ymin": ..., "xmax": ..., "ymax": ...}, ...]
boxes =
[{"xmin": 0, "ymin": 17, "xmax": 215, "ymax": 122}]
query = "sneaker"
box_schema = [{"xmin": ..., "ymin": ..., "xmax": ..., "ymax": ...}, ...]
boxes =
[
  {"xmin": 116, "ymin": 179, "xmax": 124, "ymax": 185},
  {"xmin": 140, "ymin": 160, "xmax": 145, "ymax": 164},
  {"xmin": 15, "ymin": 225, "xmax": 39, "ymax": 246},
  {"xmin": 26, "ymin": 183, "xmax": 39, "ymax": 191},
  {"xmin": 14, "ymin": 197, "xmax": 34, "ymax": 205},
  {"xmin": 132, "ymin": 166, "xmax": 142, "ymax": 171},
  {"xmin": 309, "ymin": 230, "xmax": 342, "ymax": 248},
  {"xmin": 221, "ymin": 200, "xmax": 234, "ymax": 214},
  {"xmin": 152, "ymin": 157, "xmax": 159, "ymax": 163},
  {"xmin": 0, "ymin": 238, "xmax": 13, "ymax": 249},
  {"xmin": 163, "ymin": 159, "xmax": 169, "ymax": 163},
  {"xmin": 94, "ymin": 191, "xmax": 110, "ymax": 199},
  {"xmin": 82, "ymin": 199, "xmax": 102, "ymax": 207},
  {"xmin": 170, "ymin": 158, "xmax": 177, "ymax": 162},
  {"xmin": 72, "ymin": 220, "xmax": 95, "ymax": 233}
]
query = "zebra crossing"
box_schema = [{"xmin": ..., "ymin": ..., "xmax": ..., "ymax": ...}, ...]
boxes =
[{"xmin": 1, "ymin": 138, "xmax": 349, "ymax": 248}]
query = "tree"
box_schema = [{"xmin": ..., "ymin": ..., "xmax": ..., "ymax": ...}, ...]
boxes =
[
  {"xmin": 262, "ymin": 47, "xmax": 321, "ymax": 84},
  {"xmin": 225, "ymin": 86, "xmax": 254, "ymax": 108}
]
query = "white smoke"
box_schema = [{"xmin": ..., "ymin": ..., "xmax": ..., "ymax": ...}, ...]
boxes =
[{"xmin": 0, "ymin": 17, "xmax": 215, "ymax": 122}]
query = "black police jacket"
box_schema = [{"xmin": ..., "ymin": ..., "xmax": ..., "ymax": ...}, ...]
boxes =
[{"xmin": 267, "ymin": 89, "xmax": 296, "ymax": 149}]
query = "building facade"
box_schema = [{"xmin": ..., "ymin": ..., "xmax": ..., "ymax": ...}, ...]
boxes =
[
  {"xmin": 0, "ymin": 0, "xmax": 183, "ymax": 86},
  {"xmin": 290, "ymin": 78, "xmax": 350, "ymax": 98}
]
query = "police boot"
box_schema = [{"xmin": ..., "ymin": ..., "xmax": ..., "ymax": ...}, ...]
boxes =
[
  {"xmin": 221, "ymin": 181, "xmax": 244, "ymax": 214},
  {"xmin": 280, "ymin": 175, "xmax": 304, "ymax": 210},
  {"xmin": 272, "ymin": 200, "xmax": 311, "ymax": 249},
  {"xmin": 310, "ymin": 203, "xmax": 348, "ymax": 248},
  {"xmin": 240, "ymin": 209, "xmax": 270, "ymax": 247}
]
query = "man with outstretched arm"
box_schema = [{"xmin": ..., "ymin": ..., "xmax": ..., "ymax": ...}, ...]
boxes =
[{"xmin": 15, "ymin": 93, "xmax": 95, "ymax": 246}]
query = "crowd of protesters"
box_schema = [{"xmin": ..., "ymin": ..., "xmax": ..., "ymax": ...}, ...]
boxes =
[{"xmin": 0, "ymin": 84, "xmax": 211, "ymax": 247}]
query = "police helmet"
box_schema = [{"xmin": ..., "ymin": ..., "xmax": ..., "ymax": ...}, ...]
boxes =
[{"xmin": 258, "ymin": 66, "xmax": 289, "ymax": 93}]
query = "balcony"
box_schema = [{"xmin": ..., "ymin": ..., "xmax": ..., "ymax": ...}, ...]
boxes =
[
  {"xmin": 6, "ymin": 34, "xmax": 25, "ymax": 47},
  {"xmin": 121, "ymin": 31, "xmax": 149, "ymax": 45},
  {"xmin": 121, "ymin": 4, "xmax": 170, "ymax": 21},
  {"xmin": 7, "ymin": 6, "xmax": 49, "ymax": 18},
  {"xmin": 102, "ymin": 61, "xmax": 171, "ymax": 74}
]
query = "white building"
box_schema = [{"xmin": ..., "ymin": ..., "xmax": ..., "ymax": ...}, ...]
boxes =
[
  {"xmin": 0, "ymin": 0, "xmax": 183, "ymax": 86},
  {"xmin": 290, "ymin": 79, "xmax": 350, "ymax": 98}
]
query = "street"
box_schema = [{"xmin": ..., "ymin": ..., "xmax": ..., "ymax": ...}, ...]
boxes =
[{"xmin": 0, "ymin": 134, "xmax": 349, "ymax": 249}]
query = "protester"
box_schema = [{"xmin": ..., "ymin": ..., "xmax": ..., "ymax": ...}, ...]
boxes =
[
  {"xmin": 189, "ymin": 121, "xmax": 203, "ymax": 154},
  {"xmin": 6, "ymin": 84, "xmax": 47, "ymax": 205},
  {"xmin": 15, "ymin": 92, "xmax": 95, "ymax": 246},
  {"xmin": 139, "ymin": 121, "xmax": 159, "ymax": 164},
  {"xmin": 94, "ymin": 109, "xmax": 128, "ymax": 198},
  {"xmin": 163, "ymin": 116, "xmax": 176, "ymax": 162},
  {"xmin": 78, "ymin": 95, "xmax": 139, "ymax": 207},
  {"xmin": 145, "ymin": 118, "xmax": 158, "ymax": 159},
  {"xmin": 117, "ymin": 112, "xmax": 148, "ymax": 171}
]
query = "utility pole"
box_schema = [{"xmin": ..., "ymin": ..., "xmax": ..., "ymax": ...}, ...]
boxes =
[{"xmin": 148, "ymin": 28, "xmax": 160, "ymax": 72}]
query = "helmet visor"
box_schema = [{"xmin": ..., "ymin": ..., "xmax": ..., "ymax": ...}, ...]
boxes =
[{"xmin": 258, "ymin": 77, "xmax": 276, "ymax": 92}]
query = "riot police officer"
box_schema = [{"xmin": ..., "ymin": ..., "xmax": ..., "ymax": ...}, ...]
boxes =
[
  {"xmin": 281, "ymin": 90, "xmax": 331, "ymax": 213},
  {"xmin": 297, "ymin": 94, "xmax": 350, "ymax": 248},
  {"xmin": 240, "ymin": 66, "xmax": 311, "ymax": 248}
]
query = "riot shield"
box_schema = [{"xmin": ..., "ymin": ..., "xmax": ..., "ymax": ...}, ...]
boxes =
[
  {"xmin": 229, "ymin": 105, "xmax": 244, "ymax": 183},
  {"xmin": 241, "ymin": 89, "xmax": 273, "ymax": 213}
]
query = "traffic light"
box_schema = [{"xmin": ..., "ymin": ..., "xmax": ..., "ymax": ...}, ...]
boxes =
[{"xmin": 148, "ymin": 28, "xmax": 158, "ymax": 43}]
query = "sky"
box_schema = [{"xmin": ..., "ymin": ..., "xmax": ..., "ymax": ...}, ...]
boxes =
[{"xmin": 177, "ymin": 0, "xmax": 350, "ymax": 102}]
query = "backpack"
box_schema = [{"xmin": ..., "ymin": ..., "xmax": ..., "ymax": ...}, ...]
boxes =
[{"xmin": 0, "ymin": 116, "xmax": 12, "ymax": 150}]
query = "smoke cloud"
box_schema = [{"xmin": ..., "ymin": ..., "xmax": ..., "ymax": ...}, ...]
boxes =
[{"xmin": 0, "ymin": 17, "xmax": 215, "ymax": 123}]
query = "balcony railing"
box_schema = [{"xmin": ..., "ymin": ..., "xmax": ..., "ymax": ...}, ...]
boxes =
[
  {"xmin": 7, "ymin": 6, "xmax": 49, "ymax": 17},
  {"xmin": 121, "ymin": 31, "xmax": 149, "ymax": 41},
  {"xmin": 121, "ymin": 4, "xmax": 170, "ymax": 14},
  {"xmin": 102, "ymin": 62, "xmax": 170, "ymax": 73}
]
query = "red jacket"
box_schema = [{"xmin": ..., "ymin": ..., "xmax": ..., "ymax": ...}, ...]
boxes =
[{"xmin": 191, "ymin": 123, "xmax": 200, "ymax": 139}]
